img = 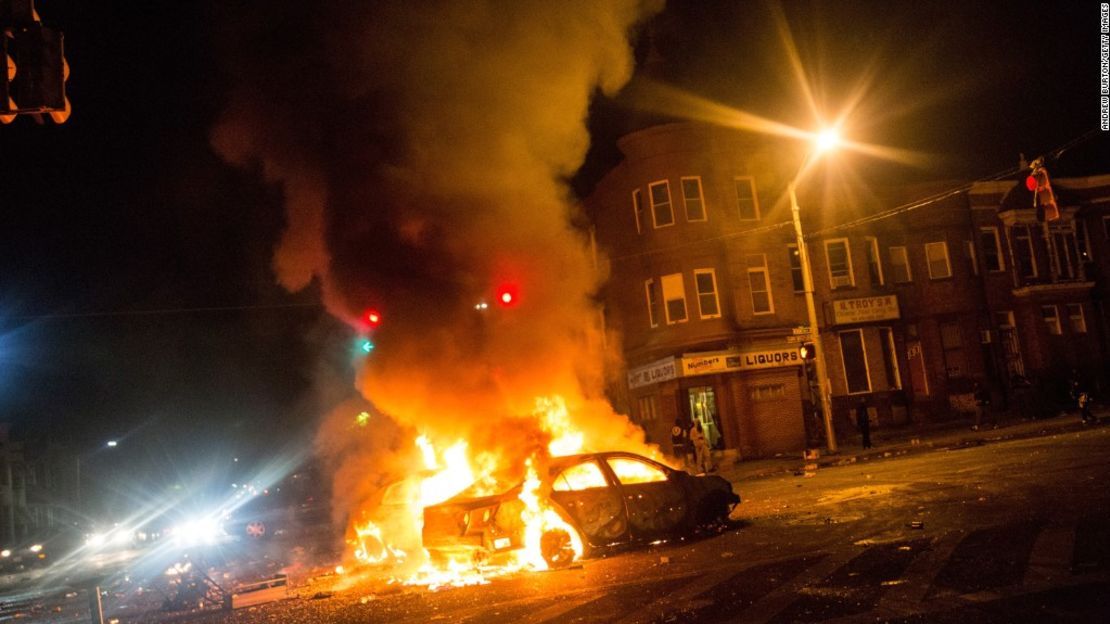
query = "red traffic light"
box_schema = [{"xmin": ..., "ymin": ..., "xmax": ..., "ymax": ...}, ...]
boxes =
[
  {"xmin": 1025, "ymin": 174, "xmax": 1038, "ymax": 192},
  {"xmin": 363, "ymin": 309, "xmax": 382, "ymax": 327},
  {"xmin": 496, "ymin": 284, "xmax": 518, "ymax": 307}
]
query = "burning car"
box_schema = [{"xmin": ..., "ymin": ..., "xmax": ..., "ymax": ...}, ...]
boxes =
[{"xmin": 422, "ymin": 451, "xmax": 739, "ymax": 569}]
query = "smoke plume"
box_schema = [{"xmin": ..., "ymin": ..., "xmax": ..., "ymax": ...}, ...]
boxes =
[{"xmin": 212, "ymin": 1, "xmax": 662, "ymax": 528}]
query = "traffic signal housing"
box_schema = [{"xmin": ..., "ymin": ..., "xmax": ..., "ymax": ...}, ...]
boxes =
[
  {"xmin": 799, "ymin": 342, "xmax": 816, "ymax": 360},
  {"xmin": 2, "ymin": 8, "xmax": 69, "ymax": 123}
]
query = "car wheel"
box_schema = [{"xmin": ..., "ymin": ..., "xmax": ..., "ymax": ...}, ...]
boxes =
[
  {"xmin": 540, "ymin": 528, "xmax": 577, "ymax": 569},
  {"xmin": 696, "ymin": 491, "xmax": 732, "ymax": 530}
]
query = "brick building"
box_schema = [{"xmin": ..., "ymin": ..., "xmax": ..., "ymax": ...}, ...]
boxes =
[{"xmin": 586, "ymin": 122, "xmax": 1110, "ymax": 458}]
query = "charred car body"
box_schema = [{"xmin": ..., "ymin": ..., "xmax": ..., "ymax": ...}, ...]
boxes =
[{"xmin": 422, "ymin": 451, "xmax": 740, "ymax": 568}]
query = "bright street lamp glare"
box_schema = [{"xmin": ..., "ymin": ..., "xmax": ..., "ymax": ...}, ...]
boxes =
[{"xmin": 815, "ymin": 128, "xmax": 840, "ymax": 153}]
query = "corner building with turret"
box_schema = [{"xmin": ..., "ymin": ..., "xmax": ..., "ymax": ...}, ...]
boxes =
[{"xmin": 585, "ymin": 122, "xmax": 1110, "ymax": 458}]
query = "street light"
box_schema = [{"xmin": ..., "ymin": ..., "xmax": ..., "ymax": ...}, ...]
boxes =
[{"xmin": 790, "ymin": 128, "xmax": 841, "ymax": 453}]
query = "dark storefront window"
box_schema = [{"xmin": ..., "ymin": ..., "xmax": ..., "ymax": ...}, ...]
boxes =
[{"xmin": 839, "ymin": 329, "xmax": 871, "ymax": 394}]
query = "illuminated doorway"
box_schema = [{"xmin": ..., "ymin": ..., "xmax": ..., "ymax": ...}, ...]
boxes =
[{"xmin": 687, "ymin": 386, "xmax": 722, "ymax": 449}]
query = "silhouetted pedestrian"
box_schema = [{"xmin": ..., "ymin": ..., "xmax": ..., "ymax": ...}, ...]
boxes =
[
  {"xmin": 972, "ymin": 381, "xmax": 990, "ymax": 430},
  {"xmin": 670, "ymin": 417, "xmax": 690, "ymax": 466},
  {"xmin": 855, "ymin": 400, "xmax": 872, "ymax": 449}
]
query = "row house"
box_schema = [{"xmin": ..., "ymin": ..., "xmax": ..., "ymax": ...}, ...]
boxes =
[{"xmin": 586, "ymin": 122, "xmax": 1110, "ymax": 458}]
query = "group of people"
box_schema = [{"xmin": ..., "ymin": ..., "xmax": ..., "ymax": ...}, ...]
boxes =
[{"xmin": 671, "ymin": 418, "xmax": 715, "ymax": 474}]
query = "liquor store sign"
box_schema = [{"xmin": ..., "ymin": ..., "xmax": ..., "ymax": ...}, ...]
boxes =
[
  {"xmin": 628, "ymin": 357, "xmax": 678, "ymax": 390},
  {"xmin": 681, "ymin": 348, "xmax": 802, "ymax": 377},
  {"xmin": 832, "ymin": 295, "xmax": 900, "ymax": 325}
]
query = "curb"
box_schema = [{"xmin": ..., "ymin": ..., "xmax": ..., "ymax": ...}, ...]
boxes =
[{"xmin": 726, "ymin": 415, "xmax": 1105, "ymax": 482}]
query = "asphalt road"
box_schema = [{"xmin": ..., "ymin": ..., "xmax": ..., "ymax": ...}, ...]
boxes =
[{"xmin": 11, "ymin": 424, "xmax": 1110, "ymax": 623}]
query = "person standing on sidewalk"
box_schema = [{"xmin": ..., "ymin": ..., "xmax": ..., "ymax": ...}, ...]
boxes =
[
  {"xmin": 1079, "ymin": 389, "xmax": 1095, "ymax": 424},
  {"xmin": 670, "ymin": 417, "xmax": 690, "ymax": 467},
  {"xmin": 855, "ymin": 400, "xmax": 872, "ymax": 449},
  {"xmin": 689, "ymin": 421, "xmax": 714, "ymax": 474},
  {"xmin": 972, "ymin": 381, "xmax": 991, "ymax": 430}
]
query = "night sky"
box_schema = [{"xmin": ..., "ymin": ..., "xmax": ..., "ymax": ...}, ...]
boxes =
[{"xmin": 1, "ymin": 1, "xmax": 1106, "ymax": 500}]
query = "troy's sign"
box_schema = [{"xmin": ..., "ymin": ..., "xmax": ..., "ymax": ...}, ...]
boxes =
[{"xmin": 832, "ymin": 294, "xmax": 900, "ymax": 325}]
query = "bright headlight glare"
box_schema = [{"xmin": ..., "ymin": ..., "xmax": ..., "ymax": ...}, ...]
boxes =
[{"xmin": 172, "ymin": 517, "xmax": 224, "ymax": 546}]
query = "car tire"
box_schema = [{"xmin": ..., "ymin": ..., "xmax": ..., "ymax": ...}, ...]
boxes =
[
  {"xmin": 540, "ymin": 528, "xmax": 577, "ymax": 569},
  {"xmin": 695, "ymin": 491, "xmax": 733, "ymax": 530}
]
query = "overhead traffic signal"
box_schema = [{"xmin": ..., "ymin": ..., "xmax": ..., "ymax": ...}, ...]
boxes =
[
  {"xmin": 496, "ymin": 283, "xmax": 518, "ymax": 307},
  {"xmin": 1, "ymin": 2, "xmax": 69, "ymax": 123}
]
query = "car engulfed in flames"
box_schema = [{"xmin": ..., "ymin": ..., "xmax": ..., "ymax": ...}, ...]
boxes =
[{"xmin": 422, "ymin": 451, "xmax": 740, "ymax": 570}]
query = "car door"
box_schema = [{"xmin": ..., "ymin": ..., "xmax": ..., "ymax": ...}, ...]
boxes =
[
  {"xmin": 604, "ymin": 455, "xmax": 687, "ymax": 539},
  {"xmin": 549, "ymin": 458, "xmax": 629, "ymax": 546}
]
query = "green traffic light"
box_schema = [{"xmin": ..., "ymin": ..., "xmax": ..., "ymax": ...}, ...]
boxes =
[{"xmin": 361, "ymin": 339, "xmax": 375, "ymax": 353}]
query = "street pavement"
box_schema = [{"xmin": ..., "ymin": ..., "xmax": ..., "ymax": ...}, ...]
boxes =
[{"xmin": 713, "ymin": 404, "xmax": 1107, "ymax": 484}]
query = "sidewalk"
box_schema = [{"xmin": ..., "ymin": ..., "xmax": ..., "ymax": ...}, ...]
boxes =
[{"xmin": 713, "ymin": 406, "xmax": 1109, "ymax": 484}]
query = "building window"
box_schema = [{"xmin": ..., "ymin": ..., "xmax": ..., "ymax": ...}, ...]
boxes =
[
  {"xmin": 644, "ymin": 279, "xmax": 660, "ymax": 328},
  {"xmin": 979, "ymin": 227, "xmax": 1004, "ymax": 272},
  {"xmin": 632, "ymin": 188, "xmax": 644, "ymax": 234},
  {"xmin": 889, "ymin": 246, "xmax": 912, "ymax": 283},
  {"xmin": 1067, "ymin": 303, "xmax": 1087, "ymax": 333},
  {"xmin": 1075, "ymin": 219, "xmax": 1091, "ymax": 263},
  {"xmin": 681, "ymin": 177, "xmax": 707, "ymax": 222},
  {"xmin": 734, "ymin": 177, "xmax": 760, "ymax": 220},
  {"xmin": 865, "ymin": 237, "xmax": 883, "ymax": 286},
  {"xmin": 636, "ymin": 395, "xmax": 658, "ymax": 425},
  {"xmin": 1050, "ymin": 226, "xmax": 1079, "ymax": 279},
  {"xmin": 839, "ymin": 329, "xmax": 871, "ymax": 394},
  {"xmin": 1103, "ymin": 215, "xmax": 1110, "ymax": 243},
  {"xmin": 745, "ymin": 254, "xmax": 773, "ymax": 315},
  {"xmin": 925, "ymin": 241, "xmax": 952, "ymax": 279},
  {"xmin": 879, "ymin": 327, "xmax": 902, "ymax": 390},
  {"xmin": 1013, "ymin": 225, "xmax": 1037, "ymax": 278},
  {"xmin": 661, "ymin": 273, "xmax": 688, "ymax": 324},
  {"xmin": 648, "ymin": 181, "xmax": 674, "ymax": 228},
  {"xmin": 694, "ymin": 269, "xmax": 721, "ymax": 318},
  {"xmin": 1042, "ymin": 305, "xmax": 1062, "ymax": 335},
  {"xmin": 940, "ymin": 322, "xmax": 966, "ymax": 378},
  {"xmin": 788, "ymin": 245, "xmax": 805, "ymax": 293},
  {"xmin": 825, "ymin": 239, "xmax": 854, "ymax": 288}
]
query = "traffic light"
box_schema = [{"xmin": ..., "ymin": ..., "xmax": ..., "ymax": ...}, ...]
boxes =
[
  {"xmin": 496, "ymin": 283, "xmax": 519, "ymax": 307},
  {"xmin": 1, "ymin": 3, "xmax": 69, "ymax": 123},
  {"xmin": 1026, "ymin": 160, "xmax": 1059, "ymax": 222},
  {"xmin": 799, "ymin": 342, "xmax": 816, "ymax": 360},
  {"xmin": 363, "ymin": 309, "xmax": 382, "ymax": 328},
  {"xmin": 360, "ymin": 339, "xmax": 375, "ymax": 353}
]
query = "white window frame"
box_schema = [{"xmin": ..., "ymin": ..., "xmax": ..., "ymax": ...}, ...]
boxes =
[
  {"xmin": 1067, "ymin": 303, "xmax": 1087, "ymax": 333},
  {"xmin": 889, "ymin": 246, "xmax": 912, "ymax": 283},
  {"xmin": 925, "ymin": 241, "xmax": 952, "ymax": 279},
  {"xmin": 824, "ymin": 238, "xmax": 854, "ymax": 288},
  {"xmin": 864, "ymin": 236, "xmax": 884, "ymax": 286},
  {"xmin": 648, "ymin": 180, "xmax": 675, "ymax": 229},
  {"xmin": 693, "ymin": 269, "xmax": 722, "ymax": 319},
  {"xmin": 1014, "ymin": 225, "xmax": 1038, "ymax": 278},
  {"xmin": 788, "ymin": 244, "xmax": 805, "ymax": 293},
  {"xmin": 632, "ymin": 188, "xmax": 644, "ymax": 234},
  {"xmin": 979, "ymin": 226, "xmax": 1005, "ymax": 272},
  {"xmin": 644, "ymin": 278, "xmax": 660, "ymax": 328},
  {"xmin": 681, "ymin": 176, "xmax": 707, "ymax": 222},
  {"xmin": 879, "ymin": 327, "xmax": 902, "ymax": 390},
  {"xmin": 734, "ymin": 176, "xmax": 760, "ymax": 221},
  {"xmin": 745, "ymin": 255, "xmax": 774, "ymax": 315},
  {"xmin": 661, "ymin": 272, "xmax": 688, "ymax": 325},
  {"xmin": 1042, "ymin": 305, "xmax": 1062, "ymax": 335},
  {"xmin": 838, "ymin": 328, "xmax": 872, "ymax": 394}
]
